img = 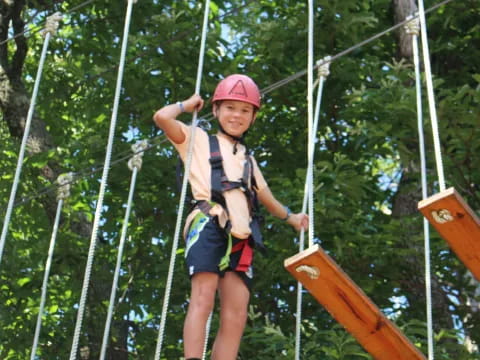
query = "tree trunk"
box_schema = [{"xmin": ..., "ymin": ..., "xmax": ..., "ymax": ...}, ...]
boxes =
[{"xmin": 392, "ymin": 0, "xmax": 418, "ymax": 59}]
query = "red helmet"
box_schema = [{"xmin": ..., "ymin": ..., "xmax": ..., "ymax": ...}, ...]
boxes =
[{"xmin": 212, "ymin": 74, "xmax": 261, "ymax": 109}]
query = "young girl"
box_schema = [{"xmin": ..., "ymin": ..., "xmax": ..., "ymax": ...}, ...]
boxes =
[{"xmin": 153, "ymin": 74, "xmax": 308, "ymax": 360}]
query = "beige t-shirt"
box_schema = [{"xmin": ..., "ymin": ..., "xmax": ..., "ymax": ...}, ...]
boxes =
[{"xmin": 169, "ymin": 122, "xmax": 268, "ymax": 239}]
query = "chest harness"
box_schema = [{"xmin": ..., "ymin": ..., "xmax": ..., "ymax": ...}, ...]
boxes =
[{"xmin": 194, "ymin": 134, "xmax": 265, "ymax": 272}]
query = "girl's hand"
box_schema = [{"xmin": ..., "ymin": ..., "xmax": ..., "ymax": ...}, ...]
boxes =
[
  {"xmin": 182, "ymin": 94, "xmax": 204, "ymax": 113},
  {"xmin": 287, "ymin": 213, "xmax": 309, "ymax": 232}
]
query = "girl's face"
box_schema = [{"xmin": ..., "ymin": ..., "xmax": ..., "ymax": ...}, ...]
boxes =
[{"xmin": 215, "ymin": 100, "xmax": 256, "ymax": 137}]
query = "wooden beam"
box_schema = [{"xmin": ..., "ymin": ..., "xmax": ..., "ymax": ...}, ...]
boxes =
[
  {"xmin": 284, "ymin": 245, "xmax": 426, "ymax": 360},
  {"xmin": 418, "ymin": 187, "xmax": 480, "ymax": 281}
]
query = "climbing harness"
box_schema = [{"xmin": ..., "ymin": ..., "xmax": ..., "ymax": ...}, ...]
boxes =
[{"xmin": 207, "ymin": 134, "xmax": 263, "ymax": 268}]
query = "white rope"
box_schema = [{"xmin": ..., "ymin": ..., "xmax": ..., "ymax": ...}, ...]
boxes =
[
  {"xmin": 30, "ymin": 173, "xmax": 72, "ymax": 360},
  {"xmin": 406, "ymin": 16, "xmax": 435, "ymax": 360},
  {"xmin": 0, "ymin": 14, "xmax": 59, "ymax": 267},
  {"xmin": 202, "ymin": 312, "xmax": 213, "ymax": 360},
  {"xmin": 295, "ymin": 1, "xmax": 315, "ymax": 357},
  {"xmin": 69, "ymin": 1, "xmax": 136, "ymax": 358},
  {"xmin": 154, "ymin": 1, "xmax": 211, "ymax": 358},
  {"xmin": 99, "ymin": 140, "xmax": 147, "ymax": 360},
  {"xmin": 295, "ymin": 58, "xmax": 330, "ymax": 360},
  {"xmin": 307, "ymin": 0, "xmax": 315, "ymax": 250},
  {"xmin": 416, "ymin": 1, "xmax": 446, "ymax": 192}
]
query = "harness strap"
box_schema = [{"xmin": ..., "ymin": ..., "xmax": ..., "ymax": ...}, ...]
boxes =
[
  {"xmin": 219, "ymin": 232, "xmax": 233, "ymax": 271},
  {"xmin": 208, "ymin": 137, "xmax": 227, "ymax": 208},
  {"xmin": 219, "ymin": 236, "xmax": 253, "ymax": 272},
  {"xmin": 231, "ymin": 238, "xmax": 253, "ymax": 272}
]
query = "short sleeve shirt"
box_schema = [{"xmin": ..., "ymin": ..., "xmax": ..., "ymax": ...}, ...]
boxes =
[{"xmin": 169, "ymin": 122, "xmax": 268, "ymax": 239}]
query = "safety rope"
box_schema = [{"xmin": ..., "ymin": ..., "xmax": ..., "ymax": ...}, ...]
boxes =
[
  {"xmin": 416, "ymin": 0, "xmax": 446, "ymax": 192},
  {"xmin": 99, "ymin": 140, "xmax": 147, "ymax": 360},
  {"xmin": 30, "ymin": 172, "xmax": 72, "ymax": 360},
  {"xmin": 69, "ymin": 1, "xmax": 137, "ymax": 358},
  {"xmin": 0, "ymin": 12, "xmax": 62, "ymax": 267},
  {"xmin": 406, "ymin": 15, "xmax": 434, "ymax": 360},
  {"xmin": 153, "ymin": 1, "xmax": 211, "ymax": 358}
]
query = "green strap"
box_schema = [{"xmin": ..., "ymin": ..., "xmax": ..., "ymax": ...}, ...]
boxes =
[{"xmin": 219, "ymin": 232, "xmax": 233, "ymax": 271}]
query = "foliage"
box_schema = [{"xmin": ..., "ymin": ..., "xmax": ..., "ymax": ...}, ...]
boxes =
[{"xmin": 1, "ymin": 0, "xmax": 480, "ymax": 359}]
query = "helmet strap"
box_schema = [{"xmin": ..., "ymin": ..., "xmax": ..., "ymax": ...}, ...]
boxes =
[{"xmin": 218, "ymin": 124, "xmax": 249, "ymax": 155}]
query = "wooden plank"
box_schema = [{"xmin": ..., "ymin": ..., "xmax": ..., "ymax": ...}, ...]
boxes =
[
  {"xmin": 418, "ymin": 187, "xmax": 480, "ymax": 281},
  {"xmin": 284, "ymin": 245, "xmax": 426, "ymax": 360}
]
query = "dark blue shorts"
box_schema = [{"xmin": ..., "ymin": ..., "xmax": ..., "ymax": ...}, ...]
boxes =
[{"xmin": 185, "ymin": 212, "xmax": 253, "ymax": 290}]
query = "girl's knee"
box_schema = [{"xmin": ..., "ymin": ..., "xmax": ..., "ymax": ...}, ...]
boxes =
[
  {"xmin": 221, "ymin": 306, "xmax": 248, "ymax": 328},
  {"xmin": 190, "ymin": 291, "xmax": 215, "ymax": 315}
]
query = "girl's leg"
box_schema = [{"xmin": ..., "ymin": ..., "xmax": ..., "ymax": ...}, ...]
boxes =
[
  {"xmin": 211, "ymin": 272, "xmax": 250, "ymax": 360},
  {"xmin": 184, "ymin": 272, "xmax": 219, "ymax": 359}
]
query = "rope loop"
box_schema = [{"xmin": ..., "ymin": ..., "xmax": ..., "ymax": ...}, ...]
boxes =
[
  {"xmin": 128, "ymin": 140, "xmax": 148, "ymax": 171},
  {"xmin": 317, "ymin": 56, "xmax": 331, "ymax": 78},
  {"xmin": 56, "ymin": 172, "xmax": 73, "ymax": 201},
  {"xmin": 296, "ymin": 264, "xmax": 320, "ymax": 279},
  {"xmin": 431, "ymin": 209, "xmax": 454, "ymax": 224},
  {"xmin": 43, "ymin": 12, "xmax": 63, "ymax": 37},
  {"xmin": 404, "ymin": 15, "xmax": 420, "ymax": 36}
]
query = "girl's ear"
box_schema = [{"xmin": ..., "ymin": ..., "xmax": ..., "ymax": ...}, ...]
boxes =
[
  {"xmin": 212, "ymin": 103, "xmax": 218, "ymax": 117},
  {"xmin": 250, "ymin": 111, "xmax": 257, "ymax": 126}
]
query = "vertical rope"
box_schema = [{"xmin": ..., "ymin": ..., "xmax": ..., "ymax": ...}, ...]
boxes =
[
  {"xmin": 30, "ymin": 172, "xmax": 72, "ymax": 360},
  {"xmin": 154, "ymin": 1, "xmax": 211, "ymax": 358},
  {"xmin": 295, "ymin": 2, "xmax": 315, "ymax": 358},
  {"xmin": 307, "ymin": 0, "xmax": 315, "ymax": 249},
  {"xmin": 295, "ymin": 57, "xmax": 330, "ymax": 360},
  {"xmin": 0, "ymin": 13, "xmax": 62, "ymax": 267},
  {"xmin": 416, "ymin": 0, "xmax": 446, "ymax": 192},
  {"xmin": 406, "ymin": 16, "xmax": 434, "ymax": 359},
  {"xmin": 99, "ymin": 141, "xmax": 147, "ymax": 360},
  {"xmin": 202, "ymin": 312, "xmax": 213, "ymax": 360},
  {"xmin": 69, "ymin": 1, "xmax": 136, "ymax": 358}
]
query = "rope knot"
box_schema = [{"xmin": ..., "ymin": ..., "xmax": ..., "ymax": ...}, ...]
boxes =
[
  {"xmin": 128, "ymin": 140, "xmax": 148, "ymax": 171},
  {"xmin": 317, "ymin": 56, "xmax": 331, "ymax": 78},
  {"xmin": 43, "ymin": 12, "xmax": 63, "ymax": 37},
  {"xmin": 56, "ymin": 172, "xmax": 73, "ymax": 200},
  {"xmin": 404, "ymin": 15, "xmax": 420, "ymax": 36}
]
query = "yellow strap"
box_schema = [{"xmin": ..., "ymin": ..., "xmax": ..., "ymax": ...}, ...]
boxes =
[{"xmin": 219, "ymin": 232, "xmax": 233, "ymax": 271}]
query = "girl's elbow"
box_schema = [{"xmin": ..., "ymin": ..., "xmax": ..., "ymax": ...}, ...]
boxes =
[{"xmin": 153, "ymin": 111, "xmax": 167, "ymax": 129}]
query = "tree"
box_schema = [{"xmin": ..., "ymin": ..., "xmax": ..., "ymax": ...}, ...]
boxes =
[{"xmin": 1, "ymin": 0, "xmax": 479, "ymax": 359}]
